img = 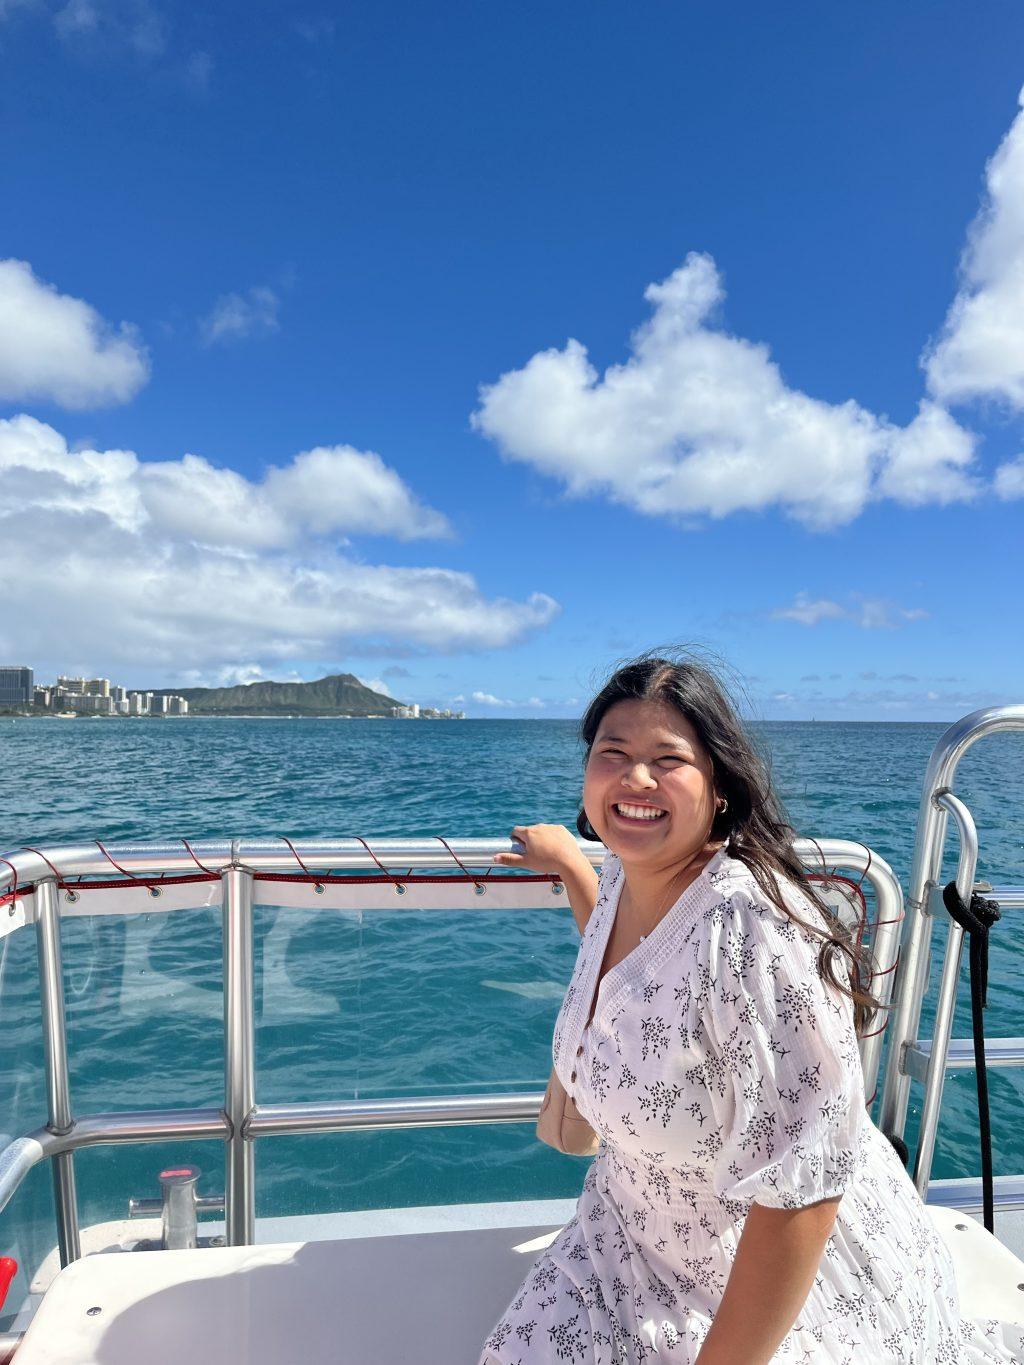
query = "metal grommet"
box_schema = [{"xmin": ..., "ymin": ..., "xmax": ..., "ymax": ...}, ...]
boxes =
[
  {"xmin": 394, "ymin": 884, "xmax": 407, "ymax": 896},
  {"xmin": 474, "ymin": 884, "xmax": 486, "ymax": 896},
  {"xmin": 955, "ymin": 1222, "xmax": 969, "ymax": 1231},
  {"xmin": 65, "ymin": 889, "xmax": 79, "ymax": 903},
  {"xmin": 313, "ymin": 883, "xmax": 325, "ymax": 895},
  {"xmin": 86, "ymin": 1306, "xmax": 102, "ymax": 1317},
  {"xmin": 551, "ymin": 881, "xmax": 565, "ymax": 895},
  {"xmin": 149, "ymin": 887, "xmax": 161, "ymax": 899}
]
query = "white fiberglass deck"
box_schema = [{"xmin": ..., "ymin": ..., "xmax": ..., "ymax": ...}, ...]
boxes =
[
  {"xmin": 13, "ymin": 1202, "xmax": 1024, "ymax": 1365},
  {"xmin": 15, "ymin": 1204, "xmax": 571, "ymax": 1365}
]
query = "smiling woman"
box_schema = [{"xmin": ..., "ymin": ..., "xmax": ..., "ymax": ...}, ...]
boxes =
[
  {"xmin": 480, "ymin": 652, "xmax": 1022, "ymax": 1364},
  {"xmin": 573, "ymin": 655, "xmax": 874, "ymax": 1029}
]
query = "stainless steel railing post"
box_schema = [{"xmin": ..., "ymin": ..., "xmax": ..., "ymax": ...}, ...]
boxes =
[
  {"xmin": 34, "ymin": 878, "xmax": 80, "ymax": 1265},
  {"xmin": 856, "ymin": 859, "xmax": 904, "ymax": 1110},
  {"xmin": 222, "ymin": 865, "xmax": 255, "ymax": 1246},
  {"xmin": 912, "ymin": 792, "xmax": 978, "ymax": 1197},
  {"xmin": 876, "ymin": 703, "xmax": 1024, "ymax": 1143}
]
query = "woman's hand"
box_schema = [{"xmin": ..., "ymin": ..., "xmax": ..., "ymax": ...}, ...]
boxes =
[
  {"xmin": 494, "ymin": 824, "xmax": 600, "ymax": 934},
  {"xmin": 493, "ymin": 823, "xmax": 586, "ymax": 876}
]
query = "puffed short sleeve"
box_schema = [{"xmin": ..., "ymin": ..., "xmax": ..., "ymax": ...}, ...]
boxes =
[{"xmin": 702, "ymin": 882, "xmax": 865, "ymax": 1210}]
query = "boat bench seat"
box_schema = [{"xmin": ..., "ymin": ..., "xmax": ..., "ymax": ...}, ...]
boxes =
[
  {"xmin": 927, "ymin": 1205, "xmax": 1024, "ymax": 1331},
  {"xmin": 13, "ymin": 1223, "xmax": 560, "ymax": 1364},
  {"xmin": 15, "ymin": 1211, "xmax": 1024, "ymax": 1362}
]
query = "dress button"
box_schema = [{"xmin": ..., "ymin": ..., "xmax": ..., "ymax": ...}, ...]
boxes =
[
  {"xmin": 576, "ymin": 1044, "xmax": 584, "ymax": 1056},
  {"xmin": 570, "ymin": 1070, "xmax": 577, "ymax": 1082}
]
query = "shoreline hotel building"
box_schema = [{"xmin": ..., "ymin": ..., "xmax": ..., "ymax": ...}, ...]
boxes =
[
  {"xmin": 1, "ymin": 669, "xmax": 188, "ymax": 716},
  {"xmin": 0, "ymin": 666, "xmax": 33, "ymax": 708}
]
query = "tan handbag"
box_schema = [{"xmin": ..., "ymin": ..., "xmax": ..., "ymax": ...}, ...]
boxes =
[
  {"xmin": 538, "ymin": 882, "xmax": 606, "ymax": 1157},
  {"xmin": 537, "ymin": 1066, "xmax": 600, "ymax": 1156}
]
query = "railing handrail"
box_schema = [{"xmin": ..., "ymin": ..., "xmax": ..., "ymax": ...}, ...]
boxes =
[
  {"xmin": 0, "ymin": 838, "xmax": 606, "ymax": 893},
  {"xmin": 0, "ymin": 833, "xmax": 903, "ymax": 1287}
]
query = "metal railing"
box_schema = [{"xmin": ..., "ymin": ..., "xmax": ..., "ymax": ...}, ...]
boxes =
[
  {"xmin": 0, "ymin": 836, "xmax": 902, "ymax": 1270},
  {"xmin": 877, "ymin": 704, "xmax": 1024, "ymax": 1199}
]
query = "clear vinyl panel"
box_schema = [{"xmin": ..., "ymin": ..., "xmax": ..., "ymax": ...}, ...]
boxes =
[
  {"xmin": 252, "ymin": 898, "xmax": 586, "ymax": 1221},
  {"xmin": 59, "ymin": 905, "xmax": 225, "ymax": 1230},
  {"xmin": 2, "ymin": 887, "xmax": 590, "ymax": 1288},
  {"xmin": 0, "ymin": 926, "xmax": 54, "ymax": 1328},
  {"xmin": 0, "ymin": 901, "xmax": 224, "ymax": 1287}
]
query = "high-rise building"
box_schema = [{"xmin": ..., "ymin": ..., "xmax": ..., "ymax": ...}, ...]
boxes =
[
  {"xmin": 151, "ymin": 695, "xmax": 170, "ymax": 715},
  {"xmin": 56, "ymin": 676, "xmax": 87, "ymax": 694},
  {"xmin": 0, "ymin": 666, "xmax": 33, "ymax": 707},
  {"xmin": 167, "ymin": 696, "xmax": 189, "ymax": 715},
  {"xmin": 67, "ymin": 694, "xmax": 114, "ymax": 715},
  {"xmin": 86, "ymin": 679, "xmax": 111, "ymax": 697}
]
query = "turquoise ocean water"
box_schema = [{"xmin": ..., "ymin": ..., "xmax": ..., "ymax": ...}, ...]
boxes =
[{"xmin": 0, "ymin": 716, "xmax": 1021, "ymax": 1299}]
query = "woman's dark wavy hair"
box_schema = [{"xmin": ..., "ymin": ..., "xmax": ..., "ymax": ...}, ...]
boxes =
[{"xmin": 576, "ymin": 652, "xmax": 879, "ymax": 1035}]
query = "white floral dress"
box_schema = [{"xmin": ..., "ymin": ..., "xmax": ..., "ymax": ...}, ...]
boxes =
[{"xmin": 480, "ymin": 846, "xmax": 1024, "ymax": 1364}]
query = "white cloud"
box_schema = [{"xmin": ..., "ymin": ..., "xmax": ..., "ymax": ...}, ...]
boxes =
[
  {"xmin": 994, "ymin": 455, "xmax": 1024, "ymax": 499},
  {"xmin": 0, "ymin": 415, "xmax": 558, "ymax": 668},
  {"xmin": 54, "ymin": 0, "xmax": 167, "ymax": 56},
  {"xmin": 855, "ymin": 600, "xmax": 928, "ymax": 629},
  {"xmin": 772, "ymin": 592, "xmax": 928, "ymax": 630},
  {"xmin": 294, "ymin": 15, "xmax": 335, "ymax": 41},
  {"xmin": 263, "ymin": 445, "xmax": 451, "ymax": 540},
  {"xmin": 183, "ymin": 49, "xmax": 213, "ymax": 92},
  {"xmin": 140, "ymin": 443, "xmax": 451, "ymax": 546},
  {"xmin": 0, "ymin": 259, "xmax": 149, "ymax": 409},
  {"xmin": 875, "ymin": 401, "xmax": 979, "ymax": 505},
  {"xmin": 473, "ymin": 253, "xmax": 979, "ymax": 529},
  {"xmin": 178, "ymin": 663, "xmax": 306, "ymax": 688},
  {"xmin": 469, "ymin": 691, "xmax": 548, "ymax": 709},
  {"xmin": 54, "ymin": 0, "xmax": 99, "ymax": 36},
  {"xmin": 471, "ymin": 690, "xmax": 514, "ymax": 707},
  {"xmin": 200, "ymin": 286, "xmax": 280, "ymax": 346},
  {"xmin": 0, "ymin": 416, "xmax": 450, "ymax": 545},
  {"xmin": 924, "ymin": 89, "xmax": 1024, "ymax": 409},
  {"xmin": 55, "ymin": 0, "xmax": 166, "ymax": 55},
  {"xmin": 771, "ymin": 594, "xmax": 846, "ymax": 626},
  {"xmin": 0, "ymin": 0, "xmax": 38, "ymax": 19}
]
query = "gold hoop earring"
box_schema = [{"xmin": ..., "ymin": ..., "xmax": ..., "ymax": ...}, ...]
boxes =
[{"xmin": 717, "ymin": 798, "xmax": 728, "ymax": 815}]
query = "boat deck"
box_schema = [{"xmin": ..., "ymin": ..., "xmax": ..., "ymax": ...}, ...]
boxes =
[{"xmin": 11, "ymin": 1198, "xmax": 1024, "ymax": 1364}]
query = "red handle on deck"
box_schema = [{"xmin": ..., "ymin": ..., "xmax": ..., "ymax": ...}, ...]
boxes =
[{"xmin": 0, "ymin": 1257, "xmax": 17, "ymax": 1311}]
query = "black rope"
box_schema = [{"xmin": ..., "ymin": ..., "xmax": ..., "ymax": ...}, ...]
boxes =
[
  {"xmin": 942, "ymin": 879, "xmax": 1001, "ymax": 1233},
  {"xmin": 886, "ymin": 1132, "xmax": 910, "ymax": 1167}
]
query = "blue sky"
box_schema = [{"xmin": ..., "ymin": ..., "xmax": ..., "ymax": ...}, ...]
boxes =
[{"xmin": 1, "ymin": 1, "xmax": 1022, "ymax": 718}]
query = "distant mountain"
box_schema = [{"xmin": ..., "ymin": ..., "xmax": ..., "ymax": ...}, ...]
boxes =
[{"xmin": 155, "ymin": 673, "xmax": 403, "ymax": 716}]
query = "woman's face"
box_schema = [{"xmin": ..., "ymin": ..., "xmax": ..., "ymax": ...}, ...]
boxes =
[{"xmin": 582, "ymin": 698, "xmax": 718, "ymax": 870}]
